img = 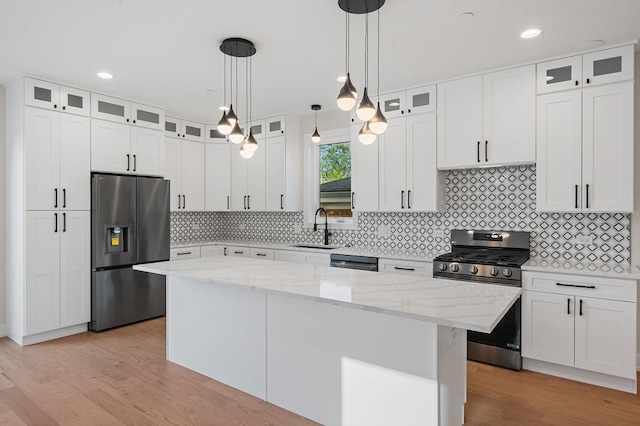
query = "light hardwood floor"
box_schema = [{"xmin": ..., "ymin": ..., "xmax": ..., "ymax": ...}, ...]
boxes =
[{"xmin": 0, "ymin": 318, "xmax": 638, "ymax": 425}]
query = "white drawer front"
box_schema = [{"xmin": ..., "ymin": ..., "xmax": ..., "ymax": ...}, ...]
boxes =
[
  {"xmin": 251, "ymin": 248, "xmax": 274, "ymax": 260},
  {"xmin": 523, "ymin": 271, "xmax": 636, "ymax": 302},
  {"xmin": 379, "ymin": 259, "xmax": 432, "ymax": 276},
  {"xmin": 228, "ymin": 246, "xmax": 251, "ymax": 258},
  {"xmin": 170, "ymin": 246, "xmax": 201, "ymax": 260}
]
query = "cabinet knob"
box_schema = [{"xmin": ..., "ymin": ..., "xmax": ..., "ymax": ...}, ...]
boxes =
[
  {"xmin": 62, "ymin": 106, "xmax": 66, "ymax": 110},
  {"xmin": 133, "ymin": 119, "xmax": 136, "ymax": 124},
  {"xmin": 407, "ymin": 109, "xmax": 411, "ymax": 114},
  {"xmin": 126, "ymin": 118, "xmax": 130, "ymax": 122},
  {"xmin": 586, "ymin": 78, "xmax": 591, "ymax": 84},
  {"xmin": 54, "ymin": 104, "xmax": 58, "ymax": 109},
  {"xmin": 575, "ymin": 80, "xmax": 579, "ymax": 86}
]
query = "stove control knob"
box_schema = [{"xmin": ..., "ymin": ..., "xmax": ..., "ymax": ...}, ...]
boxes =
[
  {"xmin": 502, "ymin": 269, "xmax": 513, "ymax": 277},
  {"xmin": 489, "ymin": 267, "xmax": 499, "ymax": 276},
  {"xmin": 438, "ymin": 263, "xmax": 447, "ymax": 271},
  {"xmin": 469, "ymin": 265, "xmax": 479, "ymax": 274},
  {"xmin": 450, "ymin": 264, "xmax": 460, "ymax": 272}
]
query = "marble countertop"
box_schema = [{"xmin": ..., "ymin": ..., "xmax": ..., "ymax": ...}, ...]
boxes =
[
  {"xmin": 135, "ymin": 256, "xmax": 520, "ymax": 333},
  {"xmin": 523, "ymin": 258, "xmax": 640, "ymax": 279}
]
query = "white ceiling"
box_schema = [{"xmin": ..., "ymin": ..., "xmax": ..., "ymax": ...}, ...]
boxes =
[{"xmin": 1, "ymin": 0, "xmax": 639, "ymax": 123}]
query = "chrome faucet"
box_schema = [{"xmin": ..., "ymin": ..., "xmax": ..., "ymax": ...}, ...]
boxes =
[{"xmin": 314, "ymin": 207, "xmax": 330, "ymax": 246}]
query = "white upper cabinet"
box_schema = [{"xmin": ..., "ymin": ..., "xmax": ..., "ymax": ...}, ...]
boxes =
[
  {"xmin": 91, "ymin": 119, "xmax": 165, "ymax": 176},
  {"xmin": 537, "ymin": 45, "xmax": 634, "ymax": 94},
  {"xmin": 350, "ymin": 123, "xmax": 379, "ymax": 211},
  {"xmin": 406, "ymin": 85, "xmax": 437, "ymax": 114},
  {"xmin": 437, "ymin": 65, "xmax": 536, "ymax": 169},
  {"xmin": 250, "ymin": 119, "xmax": 267, "ymax": 140},
  {"xmin": 25, "ymin": 77, "xmax": 90, "ymax": 116},
  {"xmin": 437, "ymin": 75, "xmax": 483, "ymax": 168},
  {"xmin": 165, "ymin": 139, "xmax": 205, "ymax": 211},
  {"xmin": 379, "ymin": 113, "xmax": 442, "ymax": 212},
  {"xmin": 205, "ymin": 143, "xmax": 231, "ymax": 210},
  {"xmin": 165, "ymin": 117, "xmax": 204, "ymax": 142},
  {"xmin": 230, "ymin": 139, "xmax": 266, "ymax": 211},
  {"xmin": 205, "ymin": 124, "xmax": 228, "ymax": 143},
  {"xmin": 266, "ymin": 136, "xmax": 286, "ymax": 210},
  {"xmin": 25, "ymin": 107, "xmax": 91, "ymax": 211},
  {"xmin": 91, "ymin": 93, "xmax": 164, "ymax": 130},
  {"xmin": 537, "ymin": 81, "xmax": 633, "ymax": 212},
  {"xmin": 266, "ymin": 115, "xmax": 286, "ymax": 138}
]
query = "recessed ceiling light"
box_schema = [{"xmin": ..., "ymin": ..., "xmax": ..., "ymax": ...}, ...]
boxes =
[
  {"xmin": 97, "ymin": 72, "xmax": 113, "ymax": 79},
  {"xmin": 579, "ymin": 40, "xmax": 604, "ymax": 50},
  {"xmin": 337, "ymin": 75, "xmax": 347, "ymax": 82},
  {"xmin": 459, "ymin": 12, "xmax": 474, "ymax": 20},
  {"xmin": 219, "ymin": 106, "xmax": 229, "ymax": 111},
  {"xmin": 520, "ymin": 28, "xmax": 542, "ymax": 39}
]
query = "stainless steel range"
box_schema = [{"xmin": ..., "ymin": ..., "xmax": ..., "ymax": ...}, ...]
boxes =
[{"xmin": 433, "ymin": 229, "xmax": 530, "ymax": 370}]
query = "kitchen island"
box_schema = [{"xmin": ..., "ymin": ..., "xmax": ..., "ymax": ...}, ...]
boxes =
[{"xmin": 135, "ymin": 256, "xmax": 520, "ymax": 426}]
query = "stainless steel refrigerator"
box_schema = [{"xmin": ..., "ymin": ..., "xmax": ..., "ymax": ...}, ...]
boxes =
[{"xmin": 90, "ymin": 173, "xmax": 170, "ymax": 331}]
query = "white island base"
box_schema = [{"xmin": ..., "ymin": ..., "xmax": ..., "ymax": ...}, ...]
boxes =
[{"xmin": 167, "ymin": 275, "xmax": 466, "ymax": 426}]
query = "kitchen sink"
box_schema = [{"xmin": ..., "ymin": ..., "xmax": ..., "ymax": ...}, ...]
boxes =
[{"xmin": 291, "ymin": 244, "xmax": 340, "ymax": 250}]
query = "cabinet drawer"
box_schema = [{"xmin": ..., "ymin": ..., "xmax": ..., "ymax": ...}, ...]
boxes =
[
  {"xmin": 170, "ymin": 246, "xmax": 201, "ymax": 260},
  {"xmin": 251, "ymin": 248, "xmax": 274, "ymax": 260},
  {"xmin": 523, "ymin": 271, "xmax": 636, "ymax": 302},
  {"xmin": 201, "ymin": 244, "xmax": 226, "ymax": 257},
  {"xmin": 379, "ymin": 259, "xmax": 432, "ymax": 276},
  {"xmin": 228, "ymin": 246, "xmax": 251, "ymax": 258}
]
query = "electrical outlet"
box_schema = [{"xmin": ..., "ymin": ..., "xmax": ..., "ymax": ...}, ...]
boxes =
[
  {"xmin": 191, "ymin": 223, "xmax": 200, "ymax": 230},
  {"xmin": 433, "ymin": 229, "xmax": 444, "ymax": 238},
  {"xmin": 378, "ymin": 225, "xmax": 391, "ymax": 237},
  {"xmin": 575, "ymin": 235, "xmax": 594, "ymax": 245},
  {"xmin": 238, "ymin": 223, "xmax": 246, "ymax": 230}
]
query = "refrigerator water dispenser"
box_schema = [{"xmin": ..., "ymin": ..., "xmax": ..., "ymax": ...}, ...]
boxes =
[{"xmin": 106, "ymin": 226, "xmax": 128, "ymax": 253}]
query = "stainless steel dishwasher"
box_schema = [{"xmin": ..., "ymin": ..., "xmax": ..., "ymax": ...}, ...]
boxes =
[{"xmin": 329, "ymin": 254, "xmax": 378, "ymax": 272}]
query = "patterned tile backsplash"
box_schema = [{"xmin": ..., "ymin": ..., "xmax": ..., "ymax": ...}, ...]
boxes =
[{"xmin": 171, "ymin": 165, "xmax": 631, "ymax": 265}]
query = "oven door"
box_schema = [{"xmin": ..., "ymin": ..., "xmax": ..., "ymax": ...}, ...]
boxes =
[{"xmin": 467, "ymin": 297, "xmax": 521, "ymax": 370}]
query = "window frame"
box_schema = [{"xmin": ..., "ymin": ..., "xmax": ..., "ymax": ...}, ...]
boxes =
[{"xmin": 303, "ymin": 128, "xmax": 357, "ymax": 230}]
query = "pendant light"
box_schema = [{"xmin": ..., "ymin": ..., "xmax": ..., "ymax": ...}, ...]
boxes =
[
  {"xmin": 217, "ymin": 54, "xmax": 232, "ymax": 135},
  {"xmin": 358, "ymin": 120, "xmax": 376, "ymax": 145},
  {"xmin": 219, "ymin": 38, "xmax": 256, "ymax": 146},
  {"xmin": 356, "ymin": 11, "xmax": 376, "ymax": 122},
  {"xmin": 368, "ymin": 7, "xmax": 388, "ymax": 135},
  {"xmin": 241, "ymin": 55, "xmax": 258, "ymax": 158},
  {"xmin": 337, "ymin": 6, "xmax": 357, "ymax": 111},
  {"xmin": 311, "ymin": 104, "xmax": 322, "ymax": 143}
]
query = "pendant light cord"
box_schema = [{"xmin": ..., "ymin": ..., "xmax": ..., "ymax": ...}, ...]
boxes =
[
  {"xmin": 249, "ymin": 56, "xmax": 252, "ymax": 124},
  {"xmin": 377, "ymin": 7, "xmax": 380, "ymax": 98},
  {"xmin": 364, "ymin": 12, "xmax": 369, "ymax": 88},
  {"xmin": 235, "ymin": 49, "xmax": 239, "ymax": 111},
  {"xmin": 345, "ymin": 2, "xmax": 349, "ymax": 74},
  {"xmin": 245, "ymin": 53, "xmax": 249, "ymax": 130},
  {"xmin": 223, "ymin": 54, "xmax": 227, "ymax": 106}
]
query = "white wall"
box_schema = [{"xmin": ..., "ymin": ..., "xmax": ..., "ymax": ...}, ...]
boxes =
[{"xmin": 0, "ymin": 85, "xmax": 6, "ymax": 332}]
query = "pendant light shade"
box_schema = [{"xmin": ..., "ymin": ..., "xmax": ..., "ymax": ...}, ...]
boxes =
[
  {"xmin": 311, "ymin": 104, "xmax": 322, "ymax": 143},
  {"xmin": 217, "ymin": 110, "xmax": 232, "ymax": 135},
  {"xmin": 337, "ymin": 73, "xmax": 357, "ymax": 111},
  {"xmin": 226, "ymin": 104, "xmax": 238, "ymax": 127},
  {"xmin": 245, "ymin": 131, "xmax": 259, "ymax": 152},
  {"xmin": 239, "ymin": 142, "xmax": 255, "ymax": 159},
  {"xmin": 356, "ymin": 87, "xmax": 376, "ymax": 121},
  {"xmin": 368, "ymin": 102, "xmax": 388, "ymax": 134},
  {"xmin": 358, "ymin": 121, "xmax": 376, "ymax": 145},
  {"xmin": 229, "ymin": 121, "xmax": 244, "ymax": 144},
  {"xmin": 311, "ymin": 128, "xmax": 321, "ymax": 143}
]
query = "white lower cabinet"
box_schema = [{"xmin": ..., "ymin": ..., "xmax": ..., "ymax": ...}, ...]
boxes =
[
  {"xmin": 228, "ymin": 246, "xmax": 251, "ymax": 258},
  {"xmin": 25, "ymin": 210, "xmax": 90, "ymax": 336},
  {"xmin": 522, "ymin": 271, "xmax": 637, "ymax": 388},
  {"xmin": 201, "ymin": 245, "xmax": 226, "ymax": 257},
  {"xmin": 251, "ymin": 248, "xmax": 275, "ymax": 260},
  {"xmin": 379, "ymin": 259, "xmax": 432, "ymax": 276},
  {"xmin": 170, "ymin": 246, "xmax": 201, "ymax": 260},
  {"xmin": 274, "ymin": 250, "xmax": 330, "ymax": 266}
]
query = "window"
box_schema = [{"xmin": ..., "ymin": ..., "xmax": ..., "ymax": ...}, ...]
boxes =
[
  {"xmin": 304, "ymin": 127, "xmax": 355, "ymax": 228},
  {"xmin": 319, "ymin": 142, "xmax": 352, "ymax": 218}
]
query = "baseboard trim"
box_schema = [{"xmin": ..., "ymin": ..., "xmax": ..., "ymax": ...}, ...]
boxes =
[
  {"xmin": 637, "ymin": 353, "xmax": 640, "ymax": 371},
  {"xmin": 523, "ymin": 358, "xmax": 637, "ymax": 394},
  {"xmin": 10, "ymin": 324, "xmax": 87, "ymax": 347},
  {"xmin": 0, "ymin": 323, "xmax": 6, "ymax": 338}
]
